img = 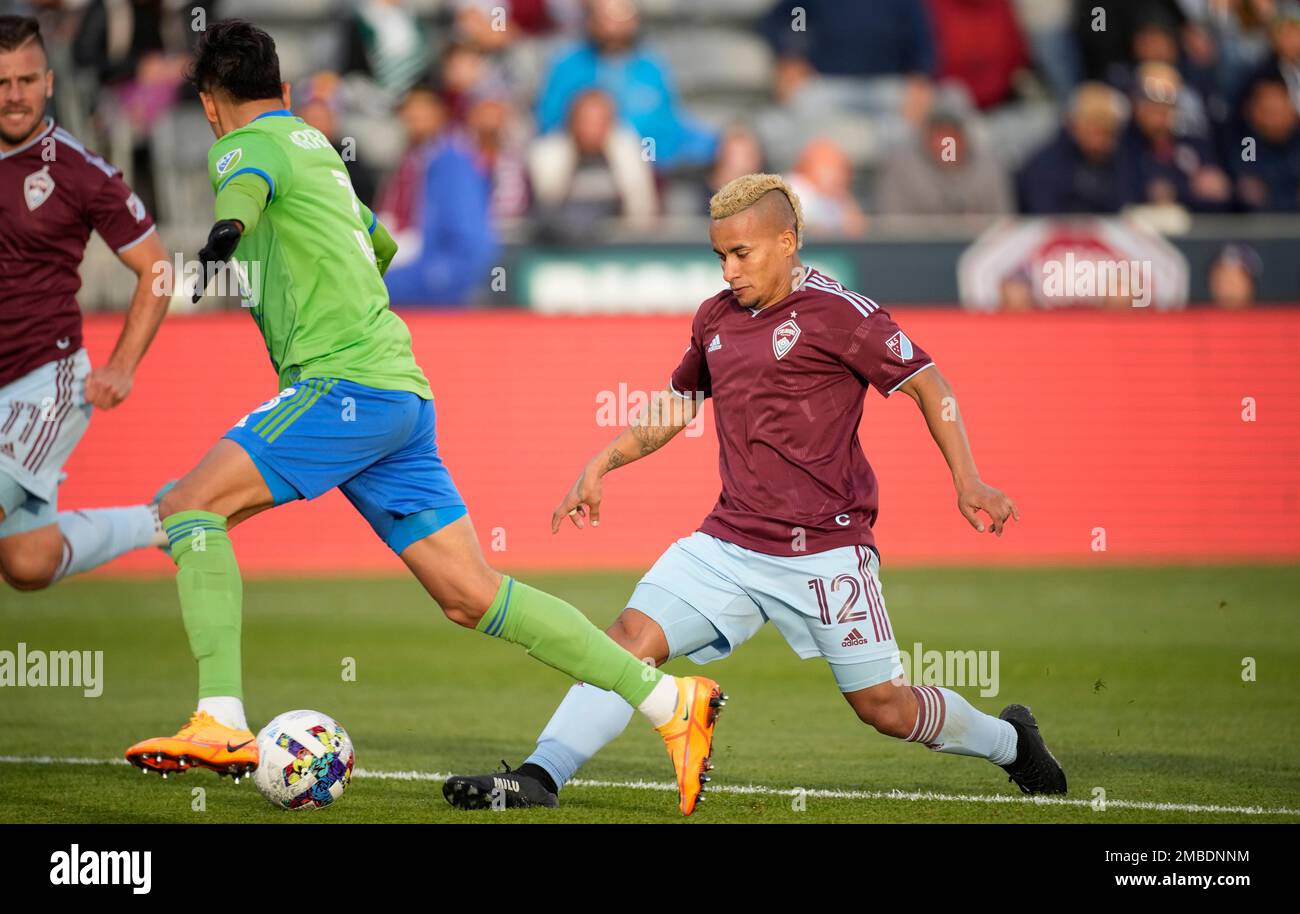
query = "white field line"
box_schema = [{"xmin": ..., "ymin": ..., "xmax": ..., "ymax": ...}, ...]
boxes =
[{"xmin": 1, "ymin": 755, "xmax": 1296, "ymax": 817}]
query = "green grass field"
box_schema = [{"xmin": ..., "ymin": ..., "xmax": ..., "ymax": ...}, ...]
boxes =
[{"xmin": 2, "ymin": 566, "xmax": 1298, "ymax": 824}]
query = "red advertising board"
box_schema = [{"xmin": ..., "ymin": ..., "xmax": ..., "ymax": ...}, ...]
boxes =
[{"xmin": 66, "ymin": 309, "xmax": 1300, "ymax": 574}]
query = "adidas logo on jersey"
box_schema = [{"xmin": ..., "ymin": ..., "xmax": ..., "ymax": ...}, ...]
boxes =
[
  {"xmin": 707, "ymin": 334, "xmax": 722, "ymax": 353},
  {"xmin": 841, "ymin": 628, "xmax": 871, "ymax": 647},
  {"xmin": 0, "ymin": 442, "xmax": 13, "ymax": 459}
]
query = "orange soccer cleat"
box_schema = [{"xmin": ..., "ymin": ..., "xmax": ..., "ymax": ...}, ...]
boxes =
[
  {"xmin": 655, "ymin": 676, "xmax": 726, "ymax": 816},
  {"xmin": 125, "ymin": 711, "xmax": 258, "ymax": 781}
]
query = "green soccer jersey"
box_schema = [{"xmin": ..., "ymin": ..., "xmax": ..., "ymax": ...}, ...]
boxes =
[{"xmin": 206, "ymin": 110, "xmax": 431, "ymax": 398}]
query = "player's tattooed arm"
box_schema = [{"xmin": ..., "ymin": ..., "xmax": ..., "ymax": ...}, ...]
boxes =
[
  {"xmin": 623, "ymin": 387, "xmax": 698, "ymax": 459},
  {"xmin": 551, "ymin": 389, "xmax": 697, "ymax": 533},
  {"xmin": 897, "ymin": 365, "xmax": 1020, "ymax": 536},
  {"xmin": 604, "ymin": 449, "xmax": 630, "ymax": 472}
]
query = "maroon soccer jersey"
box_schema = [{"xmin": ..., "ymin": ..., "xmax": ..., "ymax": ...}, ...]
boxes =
[
  {"xmin": 0, "ymin": 119, "xmax": 155, "ymax": 388},
  {"xmin": 670, "ymin": 268, "xmax": 934, "ymax": 557}
]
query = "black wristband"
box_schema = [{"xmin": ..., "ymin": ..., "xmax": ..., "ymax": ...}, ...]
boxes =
[
  {"xmin": 203, "ymin": 219, "xmax": 243, "ymax": 263},
  {"xmin": 193, "ymin": 220, "xmax": 244, "ymax": 303}
]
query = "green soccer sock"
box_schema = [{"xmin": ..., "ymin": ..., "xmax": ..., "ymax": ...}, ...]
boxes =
[
  {"xmin": 476, "ymin": 576, "xmax": 662, "ymax": 707},
  {"xmin": 164, "ymin": 510, "xmax": 243, "ymax": 701}
]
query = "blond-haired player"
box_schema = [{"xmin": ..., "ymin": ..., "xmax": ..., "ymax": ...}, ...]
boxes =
[{"xmin": 444, "ymin": 174, "xmax": 1065, "ymax": 810}]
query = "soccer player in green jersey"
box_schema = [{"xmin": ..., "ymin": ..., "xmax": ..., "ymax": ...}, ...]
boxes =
[{"xmin": 125, "ymin": 19, "xmax": 724, "ymax": 816}]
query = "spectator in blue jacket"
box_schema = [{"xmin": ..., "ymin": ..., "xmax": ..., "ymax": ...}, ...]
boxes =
[
  {"xmin": 379, "ymin": 84, "xmax": 500, "ymax": 306},
  {"xmin": 1017, "ymin": 81, "xmax": 1130, "ymax": 213},
  {"xmin": 535, "ymin": 0, "xmax": 716, "ymax": 169},
  {"xmin": 1231, "ymin": 74, "xmax": 1300, "ymax": 211},
  {"xmin": 1115, "ymin": 62, "xmax": 1232, "ymax": 211}
]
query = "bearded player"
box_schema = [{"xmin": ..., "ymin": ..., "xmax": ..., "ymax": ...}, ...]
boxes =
[
  {"xmin": 123, "ymin": 19, "xmax": 721, "ymax": 816},
  {"xmin": 444, "ymin": 174, "xmax": 1066, "ymax": 810},
  {"xmin": 0, "ymin": 16, "xmax": 171, "ymax": 591}
]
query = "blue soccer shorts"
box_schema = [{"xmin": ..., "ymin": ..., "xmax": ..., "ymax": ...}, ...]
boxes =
[{"xmin": 224, "ymin": 378, "xmax": 467, "ymax": 554}]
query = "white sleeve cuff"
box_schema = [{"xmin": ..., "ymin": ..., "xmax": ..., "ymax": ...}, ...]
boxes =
[
  {"xmin": 886, "ymin": 361, "xmax": 935, "ymax": 395},
  {"xmin": 114, "ymin": 224, "xmax": 157, "ymax": 254}
]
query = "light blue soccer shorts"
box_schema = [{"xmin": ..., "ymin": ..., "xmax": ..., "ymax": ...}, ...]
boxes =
[
  {"xmin": 632, "ymin": 531, "xmax": 905, "ymax": 693},
  {"xmin": 0, "ymin": 349, "xmax": 93, "ymax": 538}
]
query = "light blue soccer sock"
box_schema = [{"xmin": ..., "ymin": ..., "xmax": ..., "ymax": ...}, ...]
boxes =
[
  {"xmin": 52, "ymin": 505, "xmax": 161, "ymax": 582},
  {"xmin": 905, "ymin": 685, "xmax": 1018, "ymax": 765},
  {"xmin": 525, "ymin": 683, "xmax": 636, "ymax": 790}
]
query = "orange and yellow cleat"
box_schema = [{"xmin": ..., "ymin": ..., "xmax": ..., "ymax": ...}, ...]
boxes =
[
  {"xmin": 125, "ymin": 711, "xmax": 258, "ymax": 781},
  {"xmin": 655, "ymin": 676, "xmax": 726, "ymax": 816}
]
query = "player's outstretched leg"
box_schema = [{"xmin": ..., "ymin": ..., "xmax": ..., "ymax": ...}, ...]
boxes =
[
  {"xmin": 403, "ymin": 523, "xmax": 725, "ymax": 815},
  {"xmin": 0, "ymin": 499, "xmax": 165, "ymax": 592},
  {"xmin": 442, "ymin": 676, "xmax": 636, "ymax": 810},
  {"xmin": 445, "ymin": 607, "xmax": 727, "ymax": 813},
  {"xmin": 125, "ymin": 441, "xmax": 273, "ymax": 779},
  {"xmin": 51, "ymin": 502, "xmax": 168, "ymax": 578},
  {"xmin": 845, "ymin": 680, "xmax": 1066, "ymax": 795}
]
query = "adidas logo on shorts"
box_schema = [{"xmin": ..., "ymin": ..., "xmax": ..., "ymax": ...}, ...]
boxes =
[{"xmin": 841, "ymin": 628, "xmax": 871, "ymax": 648}]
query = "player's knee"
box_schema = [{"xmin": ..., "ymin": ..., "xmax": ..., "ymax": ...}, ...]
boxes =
[
  {"xmin": 159, "ymin": 473, "xmax": 241, "ymax": 519},
  {"xmin": 442, "ymin": 597, "xmax": 483, "ymax": 628},
  {"xmin": 608, "ymin": 610, "xmax": 669, "ymax": 666},
  {"xmin": 0, "ymin": 549, "xmax": 59, "ymax": 591},
  {"xmin": 158, "ymin": 485, "xmax": 204, "ymax": 519},
  {"xmin": 866, "ymin": 706, "xmax": 914, "ymax": 739},
  {"xmin": 158, "ymin": 487, "xmax": 184, "ymax": 519},
  {"xmin": 439, "ymin": 568, "xmax": 501, "ymax": 629}
]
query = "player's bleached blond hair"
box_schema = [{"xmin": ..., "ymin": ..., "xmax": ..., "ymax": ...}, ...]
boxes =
[{"xmin": 709, "ymin": 173, "xmax": 805, "ymax": 249}]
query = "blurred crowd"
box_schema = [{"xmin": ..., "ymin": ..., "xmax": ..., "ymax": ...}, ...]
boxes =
[{"xmin": 7, "ymin": 0, "xmax": 1300, "ymax": 306}]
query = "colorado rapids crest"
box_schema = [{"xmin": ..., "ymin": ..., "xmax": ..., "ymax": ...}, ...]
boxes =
[
  {"xmin": 773, "ymin": 318, "xmax": 801, "ymax": 360},
  {"xmin": 24, "ymin": 165, "xmax": 54, "ymax": 211}
]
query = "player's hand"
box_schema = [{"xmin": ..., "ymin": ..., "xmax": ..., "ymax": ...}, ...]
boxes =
[
  {"xmin": 552, "ymin": 464, "xmax": 604, "ymax": 533},
  {"xmin": 956, "ymin": 479, "xmax": 1019, "ymax": 536},
  {"xmin": 84, "ymin": 364, "xmax": 134, "ymax": 410},
  {"xmin": 193, "ymin": 219, "xmax": 243, "ymax": 303}
]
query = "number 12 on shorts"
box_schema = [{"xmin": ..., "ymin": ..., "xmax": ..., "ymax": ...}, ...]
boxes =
[{"xmin": 807, "ymin": 576, "xmax": 870, "ymax": 627}]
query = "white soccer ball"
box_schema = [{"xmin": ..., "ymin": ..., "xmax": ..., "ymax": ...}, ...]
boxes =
[{"xmin": 252, "ymin": 710, "xmax": 355, "ymax": 810}]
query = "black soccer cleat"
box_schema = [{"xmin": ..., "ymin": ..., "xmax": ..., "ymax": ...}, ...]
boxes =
[
  {"xmin": 442, "ymin": 762, "xmax": 559, "ymax": 810},
  {"xmin": 998, "ymin": 704, "xmax": 1067, "ymax": 795}
]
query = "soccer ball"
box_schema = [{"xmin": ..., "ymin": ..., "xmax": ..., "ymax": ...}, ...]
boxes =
[{"xmin": 252, "ymin": 710, "xmax": 355, "ymax": 810}]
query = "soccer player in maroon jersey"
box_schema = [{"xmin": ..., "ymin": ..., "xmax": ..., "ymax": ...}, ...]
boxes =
[
  {"xmin": 0, "ymin": 16, "xmax": 171, "ymax": 590},
  {"xmin": 444, "ymin": 173, "xmax": 1066, "ymax": 810}
]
